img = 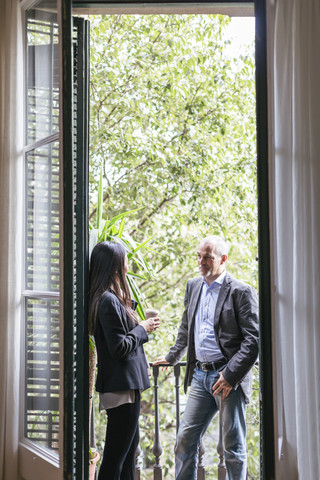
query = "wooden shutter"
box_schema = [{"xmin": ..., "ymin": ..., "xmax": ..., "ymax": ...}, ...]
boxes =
[{"xmin": 61, "ymin": 3, "xmax": 90, "ymax": 477}]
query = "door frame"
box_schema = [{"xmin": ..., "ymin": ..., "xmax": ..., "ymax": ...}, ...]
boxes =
[{"xmin": 62, "ymin": 1, "xmax": 274, "ymax": 478}]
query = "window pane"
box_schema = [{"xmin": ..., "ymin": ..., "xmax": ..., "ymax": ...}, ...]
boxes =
[
  {"xmin": 26, "ymin": 8, "xmax": 59, "ymax": 144},
  {"xmin": 24, "ymin": 0, "xmax": 61, "ymax": 460},
  {"xmin": 26, "ymin": 142, "xmax": 59, "ymax": 292},
  {"xmin": 25, "ymin": 298, "xmax": 60, "ymax": 451}
]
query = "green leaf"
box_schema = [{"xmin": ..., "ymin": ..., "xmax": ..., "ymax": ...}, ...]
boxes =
[
  {"xmin": 128, "ymin": 236, "xmax": 153, "ymax": 256},
  {"xmin": 96, "ymin": 163, "xmax": 103, "ymax": 230},
  {"xmin": 127, "ymin": 271, "xmax": 147, "ymax": 280},
  {"xmin": 127, "ymin": 276, "xmax": 146, "ymax": 320},
  {"xmin": 117, "ymin": 217, "xmax": 126, "ymax": 238},
  {"xmin": 103, "ymin": 207, "xmax": 144, "ymax": 235}
]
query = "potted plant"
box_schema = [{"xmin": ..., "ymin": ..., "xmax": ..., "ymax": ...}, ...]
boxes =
[
  {"xmin": 88, "ymin": 165, "xmax": 155, "ymax": 477},
  {"xmin": 88, "ymin": 335, "xmax": 99, "ymax": 479},
  {"xmin": 89, "ymin": 448, "xmax": 100, "ymax": 480}
]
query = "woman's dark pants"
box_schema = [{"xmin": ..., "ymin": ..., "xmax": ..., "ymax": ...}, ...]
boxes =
[{"xmin": 98, "ymin": 392, "xmax": 140, "ymax": 480}]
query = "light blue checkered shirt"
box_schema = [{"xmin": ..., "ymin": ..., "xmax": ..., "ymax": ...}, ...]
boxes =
[{"xmin": 194, "ymin": 271, "xmax": 226, "ymax": 363}]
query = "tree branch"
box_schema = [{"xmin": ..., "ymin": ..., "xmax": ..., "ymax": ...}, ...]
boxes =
[
  {"xmin": 143, "ymin": 271, "xmax": 188, "ymax": 301},
  {"xmin": 89, "ymin": 191, "xmax": 111, "ymax": 221},
  {"xmin": 130, "ymin": 193, "xmax": 179, "ymax": 236}
]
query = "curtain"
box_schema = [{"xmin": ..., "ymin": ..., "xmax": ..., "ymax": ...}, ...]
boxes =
[
  {"xmin": 0, "ymin": 0, "xmax": 23, "ymax": 479},
  {"xmin": 269, "ymin": 0, "xmax": 320, "ymax": 478}
]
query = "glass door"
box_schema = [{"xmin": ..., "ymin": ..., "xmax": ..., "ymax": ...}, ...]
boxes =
[{"xmin": 21, "ymin": 1, "xmax": 89, "ymax": 478}]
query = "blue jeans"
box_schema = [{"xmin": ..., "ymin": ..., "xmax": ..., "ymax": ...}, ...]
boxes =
[{"xmin": 175, "ymin": 367, "xmax": 247, "ymax": 480}]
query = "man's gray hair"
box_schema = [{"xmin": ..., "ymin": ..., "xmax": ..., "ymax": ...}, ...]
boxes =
[{"xmin": 201, "ymin": 235, "xmax": 229, "ymax": 257}]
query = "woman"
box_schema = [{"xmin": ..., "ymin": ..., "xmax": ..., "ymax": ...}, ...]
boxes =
[{"xmin": 88, "ymin": 241, "xmax": 160, "ymax": 480}]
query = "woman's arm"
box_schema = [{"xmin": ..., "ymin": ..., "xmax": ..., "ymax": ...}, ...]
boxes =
[{"xmin": 98, "ymin": 294, "xmax": 151, "ymax": 359}]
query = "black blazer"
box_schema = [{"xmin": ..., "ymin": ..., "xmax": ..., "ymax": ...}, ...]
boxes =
[
  {"xmin": 165, "ymin": 273, "xmax": 259, "ymax": 403},
  {"xmin": 94, "ymin": 291, "xmax": 150, "ymax": 393}
]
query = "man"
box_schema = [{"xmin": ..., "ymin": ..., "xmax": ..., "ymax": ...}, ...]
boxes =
[{"xmin": 154, "ymin": 235, "xmax": 259, "ymax": 480}]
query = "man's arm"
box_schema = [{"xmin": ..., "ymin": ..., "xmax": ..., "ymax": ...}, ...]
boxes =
[{"xmin": 221, "ymin": 285, "xmax": 259, "ymax": 389}]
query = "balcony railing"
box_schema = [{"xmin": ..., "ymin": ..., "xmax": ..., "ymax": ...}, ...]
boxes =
[
  {"xmin": 139, "ymin": 362, "xmax": 226, "ymax": 480},
  {"xmin": 90, "ymin": 362, "xmax": 226, "ymax": 480}
]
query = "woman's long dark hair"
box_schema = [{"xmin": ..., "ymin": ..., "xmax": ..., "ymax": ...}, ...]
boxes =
[{"xmin": 88, "ymin": 241, "xmax": 136, "ymax": 335}]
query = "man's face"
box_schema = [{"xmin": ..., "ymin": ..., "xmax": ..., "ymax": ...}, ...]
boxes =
[{"xmin": 197, "ymin": 241, "xmax": 226, "ymax": 283}]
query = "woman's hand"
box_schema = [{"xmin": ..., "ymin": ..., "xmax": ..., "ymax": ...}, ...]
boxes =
[{"xmin": 140, "ymin": 316, "xmax": 160, "ymax": 333}]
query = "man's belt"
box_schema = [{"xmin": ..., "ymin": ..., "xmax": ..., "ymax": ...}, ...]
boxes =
[{"xmin": 196, "ymin": 359, "xmax": 226, "ymax": 372}]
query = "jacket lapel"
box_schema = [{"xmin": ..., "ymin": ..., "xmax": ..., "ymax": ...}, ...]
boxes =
[
  {"xmin": 214, "ymin": 273, "xmax": 231, "ymax": 328},
  {"xmin": 189, "ymin": 277, "xmax": 203, "ymax": 326}
]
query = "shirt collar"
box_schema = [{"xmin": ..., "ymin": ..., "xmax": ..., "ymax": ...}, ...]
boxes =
[{"xmin": 202, "ymin": 270, "xmax": 226, "ymax": 288}]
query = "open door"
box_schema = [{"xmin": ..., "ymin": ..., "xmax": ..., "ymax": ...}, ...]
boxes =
[
  {"xmin": 20, "ymin": 1, "xmax": 89, "ymax": 478},
  {"xmin": 60, "ymin": 1, "xmax": 90, "ymax": 478}
]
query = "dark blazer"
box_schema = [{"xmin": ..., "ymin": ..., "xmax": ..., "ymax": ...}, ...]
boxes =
[
  {"xmin": 94, "ymin": 291, "xmax": 150, "ymax": 393},
  {"xmin": 165, "ymin": 273, "xmax": 259, "ymax": 403}
]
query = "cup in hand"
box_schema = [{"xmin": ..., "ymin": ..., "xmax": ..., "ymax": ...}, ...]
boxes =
[
  {"xmin": 145, "ymin": 308, "xmax": 159, "ymax": 319},
  {"xmin": 144, "ymin": 308, "xmax": 160, "ymax": 333}
]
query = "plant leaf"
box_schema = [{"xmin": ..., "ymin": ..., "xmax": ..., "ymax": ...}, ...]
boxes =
[{"xmin": 96, "ymin": 163, "xmax": 103, "ymax": 230}]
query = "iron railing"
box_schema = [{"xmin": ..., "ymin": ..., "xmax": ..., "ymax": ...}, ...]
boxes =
[
  {"xmin": 139, "ymin": 362, "xmax": 226, "ymax": 480},
  {"xmin": 90, "ymin": 361, "xmax": 226, "ymax": 480}
]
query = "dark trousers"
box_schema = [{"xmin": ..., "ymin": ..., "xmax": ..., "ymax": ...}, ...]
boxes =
[{"xmin": 98, "ymin": 391, "xmax": 140, "ymax": 480}]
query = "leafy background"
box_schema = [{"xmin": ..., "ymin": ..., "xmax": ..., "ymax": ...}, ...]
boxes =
[{"xmin": 89, "ymin": 14, "xmax": 259, "ymax": 479}]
